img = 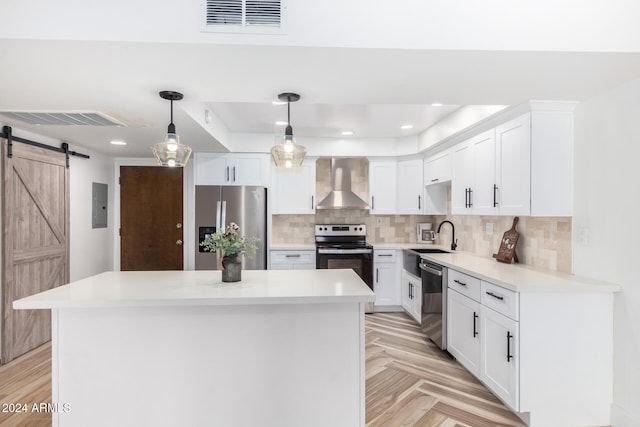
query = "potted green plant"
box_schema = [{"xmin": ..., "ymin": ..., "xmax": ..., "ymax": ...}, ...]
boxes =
[{"xmin": 200, "ymin": 222, "xmax": 259, "ymax": 282}]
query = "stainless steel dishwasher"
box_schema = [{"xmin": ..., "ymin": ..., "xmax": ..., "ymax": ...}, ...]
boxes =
[{"xmin": 419, "ymin": 259, "xmax": 447, "ymax": 350}]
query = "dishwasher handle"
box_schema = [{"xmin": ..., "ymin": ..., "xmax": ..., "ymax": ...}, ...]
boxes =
[{"xmin": 419, "ymin": 262, "xmax": 442, "ymax": 276}]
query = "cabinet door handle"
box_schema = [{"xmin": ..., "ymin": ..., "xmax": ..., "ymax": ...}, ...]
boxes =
[
  {"xmin": 311, "ymin": 195, "xmax": 314, "ymax": 210},
  {"xmin": 226, "ymin": 166, "xmax": 230, "ymax": 182},
  {"xmin": 409, "ymin": 282, "xmax": 413, "ymax": 299},
  {"xmin": 473, "ymin": 312, "xmax": 479, "ymax": 337},
  {"xmin": 507, "ymin": 331, "xmax": 514, "ymax": 362},
  {"xmin": 493, "ymin": 184, "xmax": 499, "ymax": 207},
  {"xmin": 468, "ymin": 188, "xmax": 473, "ymax": 207},
  {"xmin": 464, "ymin": 188, "xmax": 469, "ymax": 208},
  {"xmin": 454, "ymin": 279, "xmax": 467, "ymax": 287},
  {"xmin": 418, "ymin": 195, "xmax": 421, "ymax": 210},
  {"xmin": 233, "ymin": 166, "xmax": 236, "ymax": 182},
  {"xmin": 376, "ymin": 268, "xmax": 379, "ymax": 283},
  {"xmin": 431, "ymin": 178, "xmax": 439, "ymax": 183},
  {"xmin": 486, "ymin": 291, "xmax": 504, "ymax": 301},
  {"xmin": 371, "ymin": 195, "xmax": 375, "ymax": 210}
]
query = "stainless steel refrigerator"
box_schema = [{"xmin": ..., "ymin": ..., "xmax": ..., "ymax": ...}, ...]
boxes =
[{"xmin": 195, "ymin": 186, "xmax": 267, "ymax": 270}]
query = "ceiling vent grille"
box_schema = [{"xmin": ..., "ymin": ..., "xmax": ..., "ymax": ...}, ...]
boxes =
[
  {"xmin": 0, "ymin": 111, "xmax": 125, "ymax": 127},
  {"xmin": 204, "ymin": 0, "xmax": 284, "ymax": 33}
]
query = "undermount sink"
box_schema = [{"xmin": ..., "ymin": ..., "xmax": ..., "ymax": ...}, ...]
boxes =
[{"xmin": 408, "ymin": 248, "xmax": 450, "ymax": 254}]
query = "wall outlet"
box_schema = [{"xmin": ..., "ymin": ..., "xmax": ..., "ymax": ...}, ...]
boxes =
[
  {"xmin": 485, "ymin": 222, "xmax": 493, "ymax": 235},
  {"xmin": 376, "ymin": 217, "xmax": 383, "ymax": 226}
]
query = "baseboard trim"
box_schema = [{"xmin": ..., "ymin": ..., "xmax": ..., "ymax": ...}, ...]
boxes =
[{"xmin": 611, "ymin": 402, "xmax": 640, "ymax": 427}]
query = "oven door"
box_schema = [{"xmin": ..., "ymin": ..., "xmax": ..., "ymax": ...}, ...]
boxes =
[{"xmin": 316, "ymin": 247, "xmax": 374, "ymax": 291}]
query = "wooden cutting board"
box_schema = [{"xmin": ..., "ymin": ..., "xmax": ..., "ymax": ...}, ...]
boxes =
[{"xmin": 493, "ymin": 217, "xmax": 520, "ymax": 264}]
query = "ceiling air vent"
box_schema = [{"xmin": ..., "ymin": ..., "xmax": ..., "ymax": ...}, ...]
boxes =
[
  {"xmin": 203, "ymin": 0, "xmax": 284, "ymax": 33},
  {"xmin": 0, "ymin": 111, "xmax": 125, "ymax": 126}
]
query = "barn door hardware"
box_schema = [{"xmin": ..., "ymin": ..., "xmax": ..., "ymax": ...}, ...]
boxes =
[{"xmin": 1, "ymin": 125, "xmax": 90, "ymax": 167}]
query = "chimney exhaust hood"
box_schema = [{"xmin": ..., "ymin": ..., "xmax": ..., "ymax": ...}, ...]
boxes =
[{"xmin": 316, "ymin": 158, "xmax": 370, "ymax": 210}]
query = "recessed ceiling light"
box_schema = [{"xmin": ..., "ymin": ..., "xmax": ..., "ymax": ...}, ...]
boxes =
[
  {"xmin": 400, "ymin": 124, "xmax": 414, "ymax": 130},
  {"xmin": 110, "ymin": 140, "xmax": 127, "ymax": 146},
  {"xmin": 432, "ymin": 103, "xmax": 444, "ymax": 107},
  {"xmin": 275, "ymin": 121, "xmax": 288, "ymax": 126},
  {"xmin": 341, "ymin": 131, "xmax": 354, "ymax": 136}
]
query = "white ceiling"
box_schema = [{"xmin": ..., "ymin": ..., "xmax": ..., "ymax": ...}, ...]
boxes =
[
  {"xmin": 1, "ymin": 39, "xmax": 640, "ymax": 157},
  {"xmin": 206, "ymin": 102, "xmax": 461, "ymax": 138}
]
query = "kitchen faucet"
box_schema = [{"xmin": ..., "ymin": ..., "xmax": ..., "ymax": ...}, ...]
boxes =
[{"xmin": 437, "ymin": 220, "xmax": 458, "ymax": 251}]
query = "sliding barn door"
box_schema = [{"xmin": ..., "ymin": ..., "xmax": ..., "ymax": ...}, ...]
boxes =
[{"xmin": 1, "ymin": 139, "xmax": 69, "ymax": 364}]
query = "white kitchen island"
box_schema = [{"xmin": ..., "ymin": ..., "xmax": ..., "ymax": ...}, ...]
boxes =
[{"xmin": 14, "ymin": 269, "xmax": 376, "ymax": 427}]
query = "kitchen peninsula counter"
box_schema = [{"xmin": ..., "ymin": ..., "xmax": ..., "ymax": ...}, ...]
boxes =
[{"xmin": 14, "ymin": 269, "xmax": 374, "ymax": 427}]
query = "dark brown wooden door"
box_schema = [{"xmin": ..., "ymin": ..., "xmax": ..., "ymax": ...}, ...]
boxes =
[
  {"xmin": 120, "ymin": 166, "xmax": 183, "ymax": 271},
  {"xmin": 1, "ymin": 139, "xmax": 69, "ymax": 364}
]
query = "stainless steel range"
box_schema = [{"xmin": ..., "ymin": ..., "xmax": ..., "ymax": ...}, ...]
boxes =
[{"xmin": 315, "ymin": 224, "xmax": 374, "ymax": 312}]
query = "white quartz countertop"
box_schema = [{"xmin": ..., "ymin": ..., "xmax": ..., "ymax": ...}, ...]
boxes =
[
  {"xmin": 13, "ymin": 269, "xmax": 375, "ymax": 310},
  {"xmin": 420, "ymin": 251, "xmax": 620, "ymax": 293},
  {"xmin": 269, "ymin": 244, "xmax": 316, "ymax": 251}
]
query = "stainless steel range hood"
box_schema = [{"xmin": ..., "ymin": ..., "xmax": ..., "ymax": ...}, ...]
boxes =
[{"xmin": 316, "ymin": 158, "xmax": 370, "ymax": 210}]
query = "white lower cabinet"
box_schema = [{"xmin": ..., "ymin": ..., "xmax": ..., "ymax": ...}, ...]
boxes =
[
  {"xmin": 373, "ymin": 250, "xmax": 401, "ymax": 308},
  {"xmin": 448, "ymin": 272, "xmax": 520, "ymax": 410},
  {"xmin": 447, "ymin": 288, "xmax": 481, "ymax": 376},
  {"xmin": 401, "ymin": 269, "xmax": 422, "ymax": 324},
  {"xmin": 480, "ymin": 304, "xmax": 519, "ymax": 410},
  {"xmin": 447, "ymin": 268, "xmax": 613, "ymax": 427},
  {"xmin": 269, "ymin": 250, "xmax": 316, "ymax": 270}
]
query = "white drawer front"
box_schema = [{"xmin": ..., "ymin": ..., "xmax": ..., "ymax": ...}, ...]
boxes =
[
  {"xmin": 481, "ymin": 281, "xmax": 519, "ymax": 321},
  {"xmin": 374, "ymin": 249, "xmax": 397, "ymax": 263},
  {"xmin": 271, "ymin": 251, "xmax": 315, "ymax": 265},
  {"xmin": 448, "ymin": 269, "xmax": 481, "ymax": 302}
]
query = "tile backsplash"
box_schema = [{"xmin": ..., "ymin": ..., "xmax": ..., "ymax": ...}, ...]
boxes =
[
  {"xmin": 271, "ymin": 212, "xmax": 431, "ymax": 245},
  {"xmin": 272, "ymin": 211, "xmax": 572, "ymax": 274}
]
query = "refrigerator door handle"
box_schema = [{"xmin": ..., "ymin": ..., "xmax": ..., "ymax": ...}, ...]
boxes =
[
  {"xmin": 221, "ymin": 200, "xmax": 227, "ymax": 232},
  {"xmin": 215, "ymin": 201, "xmax": 221, "ymax": 232}
]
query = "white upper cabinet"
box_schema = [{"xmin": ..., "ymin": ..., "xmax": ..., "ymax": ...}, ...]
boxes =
[
  {"xmin": 424, "ymin": 150, "xmax": 452, "ymax": 185},
  {"xmin": 495, "ymin": 113, "xmax": 531, "ymax": 216},
  {"xmin": 369, "ymin": 160, "xmax": 397, "ymax": 214},
  {"xmin": 529, "ymin": 108, "xmax": 574, "ymax": 216},
  {"xmin": 472, "ymin": 130, "xmax": 498, "ymax": 215},
  {"xmin": 397, "ymin": 158, "xmax": 424, "ymax": 214},
  {"xmin": 452, "ymin": 129, "xmax": 499, "ymax": 215},
  {"xmin": 272, "ymin": 159, "xmax": 316, "ymax": 214},
  {"xmin": 195, "ymin": 153, "xmax": 269, "ymax": 186},
  {"xmin": 450, "ymin": 104, "xmax": 574, "ymax": 217}
]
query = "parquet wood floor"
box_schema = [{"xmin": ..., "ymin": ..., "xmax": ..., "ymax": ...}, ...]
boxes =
[
  {"xmin": 1, "ymin": 313, "xmax": 526, "ymax": 427},
  {"xmin": 366, "ymin": 312, "xmax": 527, "ymax": 427}
]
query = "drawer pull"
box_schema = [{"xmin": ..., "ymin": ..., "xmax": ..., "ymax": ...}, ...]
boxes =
[
  {"xmin": 454, "ymin": 279, "xmax": 467, "ymax": 286},
  {"xmin": 486, "ymin": 291, "xmax": 504, "ymax": 301},
  {"xmin": 507, "ymin": 331, "xmax": 514, "ymax": 362},
  {"xmin": 377, "ymin": 254, "xmax": 393, "ymax": 257},
  {"xmin": 285, "ymin": 255, "xmax": 301, "ymax": 258}
]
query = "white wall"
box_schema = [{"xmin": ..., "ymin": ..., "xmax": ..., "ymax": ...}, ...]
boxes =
[
  {"xmin": 573, "ymin": 78, "xmax": 640, "ymax": 426},
  {"xmin": 2, "ymin": 0, "xmax": 640, "ymax": 52},
  {"xmin": 69, "ymin": 147, "xmax": 115, "ymax": 281}
]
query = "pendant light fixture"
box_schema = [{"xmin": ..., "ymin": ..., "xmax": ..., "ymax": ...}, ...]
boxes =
[
  {"xmin": 152, "ymin": 91, "xmax": 192, "ymax": 167},
  {"xmin": 271, "ymin": 92, "xmax": 306, "ymax": 168}
]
